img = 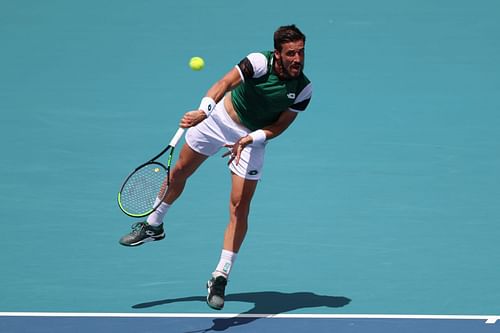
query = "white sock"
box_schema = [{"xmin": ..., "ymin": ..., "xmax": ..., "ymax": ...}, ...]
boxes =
[
  {"xmin": 146, "ymin": 198, "xmax": 171, "ymax": 226},
  {"xmin": 214, "ymin": 249, "xmax": 237, "ymax": 278}
]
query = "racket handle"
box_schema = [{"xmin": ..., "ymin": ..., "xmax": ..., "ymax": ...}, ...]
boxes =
[{"xmin": 169, "ymin": 128, "xmax": 186, "ymax": 147}]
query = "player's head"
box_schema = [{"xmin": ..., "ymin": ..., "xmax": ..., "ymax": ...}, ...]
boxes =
[
  {"xmin": 273, "ymin": 25, "xmax": 306, "ymax": 79},
  {"xmin": 274, "ymin": 25, "xmax": 306, "ymax": 51}
]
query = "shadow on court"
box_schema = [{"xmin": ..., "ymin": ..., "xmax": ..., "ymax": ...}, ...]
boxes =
[{"xmin": 133, "ymin": 291, "xmax": 351, "ymax": 332}]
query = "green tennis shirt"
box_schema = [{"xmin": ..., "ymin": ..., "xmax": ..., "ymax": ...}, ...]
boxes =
[{"xmin": 231, "ymin": 51, "xmax": 312, "ymax": 131}]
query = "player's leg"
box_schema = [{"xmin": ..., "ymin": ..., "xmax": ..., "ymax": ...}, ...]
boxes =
[
  {"xmin": 206, "ymin": 129, "xmax": 265, "ymax": 309},
  {"xmin": 207, "ymin": 172, "xmax": 258, "ymax": 310},
  {"xmin": 224, "ymin": 172, "xmax": 258, "ymax": 253}
]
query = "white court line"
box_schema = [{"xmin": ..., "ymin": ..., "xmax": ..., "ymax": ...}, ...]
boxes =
[{"xmin": 0, "ymin": 312, "xmax": 498, "ymax": 324}]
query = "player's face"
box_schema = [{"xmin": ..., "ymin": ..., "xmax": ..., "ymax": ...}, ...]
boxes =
[{"xmin": 275, "ymin": 40, "xmax": 305, "ymax": 79}]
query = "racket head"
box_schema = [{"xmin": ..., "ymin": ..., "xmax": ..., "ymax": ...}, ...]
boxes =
[{"xmin": 118, "ymin": 161, "xmax": 169, "ymax": 218}]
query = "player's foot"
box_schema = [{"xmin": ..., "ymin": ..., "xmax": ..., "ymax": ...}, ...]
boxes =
[
  {"xmin": 206, "ymin": 274, "xmax": 228, "ymax": 310},
  {"xmin": 119, "ymin": 222, "xmax": 165, "ymax": 247}
]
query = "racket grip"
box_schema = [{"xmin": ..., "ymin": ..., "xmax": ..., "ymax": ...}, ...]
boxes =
[{"xmin": 169, "ymin": 128, "xmax": 186, "ymax": 147}]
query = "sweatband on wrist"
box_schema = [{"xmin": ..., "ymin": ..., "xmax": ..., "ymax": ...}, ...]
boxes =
[
  {"xmin": 249, "ymin": 129, "xmax": 266, "ymax": 145},
  {"xmin": 198, "ymin": 97, "xmax": 216, "ymax": 117}
]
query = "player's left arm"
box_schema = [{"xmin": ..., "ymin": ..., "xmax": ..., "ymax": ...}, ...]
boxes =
[
  {"xmin": 261, "ymin": 110, "xmax": 298, "ymax": 141},
  {"xmin": 224, "ymin": 109, "xmax": 299, "ymax": 165}
]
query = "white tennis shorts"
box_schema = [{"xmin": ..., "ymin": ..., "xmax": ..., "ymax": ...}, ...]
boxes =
[{"xmin": 185, "ymin": 97, "xmax": 266, "ymax": 180}]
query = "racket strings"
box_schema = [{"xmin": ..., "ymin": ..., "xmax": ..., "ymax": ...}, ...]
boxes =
[{"xmin": 120, "ymin": 164, "xmax": 167, "ymax": 215}]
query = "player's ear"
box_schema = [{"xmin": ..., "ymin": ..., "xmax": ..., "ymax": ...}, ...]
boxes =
[{"xmin": 274, "ymin": 49, "xmax": 281, "ymax": 60}]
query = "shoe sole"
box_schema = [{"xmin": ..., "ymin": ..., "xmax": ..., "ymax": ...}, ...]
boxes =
[
  {"xmin": 206, "ymin": 301, "xmax": 223, "ymax": 310},
  {"xmin": 119, "ymin": 233, "xmax": 165, "ymax": 247}
]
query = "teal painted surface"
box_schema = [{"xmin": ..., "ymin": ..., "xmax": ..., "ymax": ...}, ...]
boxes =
[{"xmin": 1, "ymin": 0, "xmax": 499, "ymax": 315}]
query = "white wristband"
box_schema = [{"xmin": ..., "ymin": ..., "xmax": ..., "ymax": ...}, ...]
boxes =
[
  {"xmin": 198, "ymin": 97, "xmax": 216, "ymax": 117},
  {"xmin": 249, "ymin": 129, "xmax": 266, "ymax": 145}
]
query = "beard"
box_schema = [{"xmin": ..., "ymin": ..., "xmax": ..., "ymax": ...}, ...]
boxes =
[{"xmin": 277, "ymin": 57, "xmax": 303, "ymax": 79}]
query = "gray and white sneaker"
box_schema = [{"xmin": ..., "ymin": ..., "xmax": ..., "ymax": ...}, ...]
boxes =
[
  {"xmin": 119, "ymin": 222, "xmax": 165, "ymax": 246},
  {"xmin": 206, "ymin": 274, "xmax": 228, "ymax": 310}
]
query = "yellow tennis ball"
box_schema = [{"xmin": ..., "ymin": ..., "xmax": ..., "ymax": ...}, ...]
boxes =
[{"xmin": 189, "ymin": 56, "xmax": 205, "ymax": 71}]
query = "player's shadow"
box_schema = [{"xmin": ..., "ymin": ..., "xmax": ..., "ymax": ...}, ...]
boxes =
[{"xmin": 133, "ymin": 291, "xmax": 351, "ymax": 332}]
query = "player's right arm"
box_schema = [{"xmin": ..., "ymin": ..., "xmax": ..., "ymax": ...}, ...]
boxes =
[
  {"xmin": 180, "ymin": 67, "xmax": 242, "ymax": 128},
  {"xmin": 206, "ymin": 67, "xmax": 243, "ymax": 102}
]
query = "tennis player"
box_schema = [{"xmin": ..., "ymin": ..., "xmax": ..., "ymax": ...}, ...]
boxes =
[{"xmin": 119, "ymin": 24, "xmax": 313, "ymax": 310}]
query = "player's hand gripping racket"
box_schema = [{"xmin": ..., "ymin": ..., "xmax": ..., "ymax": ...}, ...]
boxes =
[{"xmin": 117, "ymin": 128, "xmax": 185, "ymax": 218}]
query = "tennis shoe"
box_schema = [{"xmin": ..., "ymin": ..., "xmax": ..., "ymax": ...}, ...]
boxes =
[
  {"xmin": 206, "ymin": 274, "xmax": 227, "ymax": 310},
  {"xmin": 119, "ymin": 222, "xmax": 165, "ymax": 247}
]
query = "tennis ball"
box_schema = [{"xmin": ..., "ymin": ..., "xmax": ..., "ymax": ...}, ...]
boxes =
[{"xmin": 189, "ymin": 56, "xmax": 205, "ymax": 71}]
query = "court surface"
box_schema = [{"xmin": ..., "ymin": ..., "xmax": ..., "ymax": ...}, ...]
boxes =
[{"xmin": 1, "ymin": 0, "xmax": 499, "ymax": 332}]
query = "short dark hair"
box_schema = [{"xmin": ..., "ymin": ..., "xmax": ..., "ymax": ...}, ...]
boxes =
[{"xmin": 274, "ymin": 25, "xmax": 306, "ymax": 51}]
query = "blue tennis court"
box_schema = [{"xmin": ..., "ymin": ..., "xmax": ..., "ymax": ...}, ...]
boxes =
[
  {"xmin": 1, "ymin": 313, "xmax": 499, "ymax": 332},
  {"xmin": 1, "ymin": 0, "xmax": 499, "ymax": 332}
]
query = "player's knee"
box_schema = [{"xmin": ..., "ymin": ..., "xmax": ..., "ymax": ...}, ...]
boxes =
[
  {"xmin": 229, "ymin": 200, "xmax": 250, "ymax": 221},
  {"xmin": 169, "ymin": 165, "xmax": 191, "ymax": 184}
]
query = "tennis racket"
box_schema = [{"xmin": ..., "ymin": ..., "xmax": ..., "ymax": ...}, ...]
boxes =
[{"xmin": 117, "ymin": 128, "xmax": 185, "ymax": 218}]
